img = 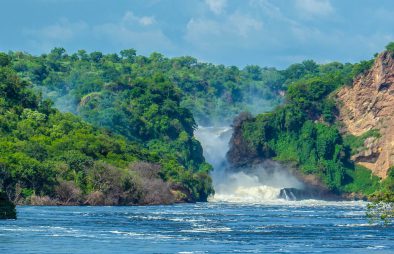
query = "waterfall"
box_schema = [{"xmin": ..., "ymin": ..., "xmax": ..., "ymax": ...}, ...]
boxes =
[{"xmin": 195, "ymin": 126, "xmax": 304, "ymax": 203}]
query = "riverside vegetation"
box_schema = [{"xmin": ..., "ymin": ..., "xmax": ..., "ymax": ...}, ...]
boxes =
[
  {"xmin": 228, "ymin": 43, "xmax": 394, "ymax": 223},
  {"xmin": 0, "ymin": 48, "xmax": 285, "ymax": 211},
  {"xmin": 0, "ymin": 43, "xmax": 393, "ymax": 222},
  {"xmin": 0, "ymin": 52, "xmax": 214, "ymax": 209}
]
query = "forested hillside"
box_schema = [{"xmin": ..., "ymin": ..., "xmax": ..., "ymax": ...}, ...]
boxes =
[
  {"xmin": 0, "ymin": 47, "xmax": 296, "ymax": 210},
  {"xmin": 228, "ymin": 45, "xmax": 394, "ymax": 199},
  {"xmin": 9, "ymin": 48, "xmax": 284, "ymax": 126},
  {"xmin": 2, "ymin": 44, "xmax": 393, "ymax": 214},
  {"xmin": 0, "ymin": 52, "xmax": 213, "ymax": 207}
]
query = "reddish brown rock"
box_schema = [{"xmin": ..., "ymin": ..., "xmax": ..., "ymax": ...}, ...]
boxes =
[{"xmin": 337, "ymin": 51, "xmax": 394, "ymax": 178}]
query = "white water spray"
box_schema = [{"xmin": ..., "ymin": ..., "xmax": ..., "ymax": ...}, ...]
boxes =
[{"xmin": 195, "ymin": 126, "xmax": 304, "ymax": 203}]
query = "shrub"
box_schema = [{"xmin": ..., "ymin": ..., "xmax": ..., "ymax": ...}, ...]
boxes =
[
  {"xmin": 385, "ymin": 42, "xmax": 394, "ymax": 52},
  {"xmin": 367, "ymin": 191, "xmax": 394, "ymax": 225},
  {"xmin": 55, "ymin": 181, "xmax": 81, "ymax": 205},
  {"xmin": 29, "ymin": 195, "xmax": 57, "ymax": 205},
  {"xmin": 130, "ymin": 162, "xmax": 175, "ymax": 204}
]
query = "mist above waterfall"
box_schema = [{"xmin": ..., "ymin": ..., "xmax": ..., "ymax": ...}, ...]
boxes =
[{"xmin": 195, "ymin": 126, "xmax": 303, "ymax": 203}]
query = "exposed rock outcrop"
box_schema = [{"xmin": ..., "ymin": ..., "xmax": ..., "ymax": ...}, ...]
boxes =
[
  {"xmin": 337, "ymin": 51, "xmax": 394, "ymax": 178},
  {"xmin": 227, "ymin": 112, "xmax": 260, "ymax": 167},
  {"xmin": 279, "ymin": 187, "xmax": 344, "ymax": 201}
]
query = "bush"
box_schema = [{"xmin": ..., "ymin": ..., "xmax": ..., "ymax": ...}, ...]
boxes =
[
  {"xmin": 367, "ymin": 191, "xmax": 394, "ymax": 225},
  {"xmin": 342, "ymin": 166, "xmax": 380, "ymax": 194},
  {"xmin": 385, "ymin": 42, "xmax": 394, "ymax": 52},
  {"xmin": 130, "ymin": 162, "xmax": 175, "ymax": 205},
  {"xmin": 29, "ymin": 195, "xmax": 57, "ymax": 205},
  {"xmin": 85, "ymin": 191, "xmax": 105, "ymax": 205},
  {"xmin": 140, "ymin": 178, "xmax": 174, "ymax": 205},
  {"xmin": 86, "ymin": 162, "xmax": 124, "ymax": 205},
  {"xmin": 55, "ymin": 181, "xmax": 81, "ymax": 205}
]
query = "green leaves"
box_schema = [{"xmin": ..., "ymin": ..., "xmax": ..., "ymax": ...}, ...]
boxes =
[
  {"xmin": 385, "ymin": 42, "xmax": 394, "ymax": 52},
  {"xmin": 0, "ymin": 53, "xmax": 10, "ymax": 67},
  {"xmin": 367, "ymin": 191, "xmax": 394, "ymax": 225},
  {"xmin": 0, "ymin": 48, "xmax": 218, "ymax": 204},
  {"xmin": 238, "ymin": 56, "xmax": 381, "ymax": 194}
]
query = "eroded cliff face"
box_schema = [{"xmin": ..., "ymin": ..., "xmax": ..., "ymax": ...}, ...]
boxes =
[
  {"xmin": 227, "ymin": 113, "xmax": 257, "ymax": 167},
  {"xmin": 337, "ymin": 51, "xmax": 394, "ymax": 178}
]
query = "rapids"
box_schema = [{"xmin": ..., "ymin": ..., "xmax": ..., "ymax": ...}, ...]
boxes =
[{"xmin": 195, "ymin": 126, "xmax": 304, "ymax": 203}]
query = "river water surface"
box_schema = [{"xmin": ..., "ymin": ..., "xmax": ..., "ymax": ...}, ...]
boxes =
[
  {"xmin": 1, "ymin": 202, "xmax": 393, "ymax": 253},
  {"xmin": 1, "ymin": 127, "xmax": 393, "ymax": 253}
]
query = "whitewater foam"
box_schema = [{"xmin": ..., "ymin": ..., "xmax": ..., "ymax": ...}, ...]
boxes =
[
  {"xmin": 196, "ymin": 126, "xmax": 306, "ymax": 203},
  {"xmin": 195, "ymin": 126, "xmax": 371, "ymax": 206}
]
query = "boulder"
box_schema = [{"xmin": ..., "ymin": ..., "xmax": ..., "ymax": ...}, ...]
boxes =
[{"xmin": 0, "ymin": 192, "xmax": 16, "ymax": 219}]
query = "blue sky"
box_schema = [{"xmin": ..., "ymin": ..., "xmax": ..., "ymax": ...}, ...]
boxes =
[{"xmin": 1, "ymin": 0, "xmax": 393, "ymax": 68}]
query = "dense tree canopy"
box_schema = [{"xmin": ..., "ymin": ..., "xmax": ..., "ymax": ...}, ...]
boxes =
[
  {"xmin": 238, "ymin": 54, "xmax": 389, "ymax": 194},
  {"xmin": 2, "ymin": 46, "xmax": 393, "ymax": 212},
  {"xmin": 10, "ymin": 48, "xmax": 284, "ymax": 126},
  {"xmin": 0, "ymin": 53, "xmax": 213, "ymax": 205}
]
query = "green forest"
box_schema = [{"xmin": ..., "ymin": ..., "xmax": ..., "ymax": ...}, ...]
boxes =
[
  {"xmin": 0, "ymin": 44, "xmax": 393, "ymax": 218},
  {"xmin": 0, "ymin": 47, "xmax": 287, "ymax": 209},
  {"xmin": 0, "ymin": 51, "xmax": 214, "ymax": 207},
  {"xmin": 236, "ymin": 45, "xmax": 394, "ymax": 201},
  {"xmin": 11, "ymin": 48, "xmax": 284, "ymax": 126}
]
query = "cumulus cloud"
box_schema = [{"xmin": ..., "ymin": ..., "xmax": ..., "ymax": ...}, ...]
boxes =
[
  {"xmin": 295, "ymin": 0, "xmax": 334, "ymax": 17},
  {"xmin": 122, "ymin": 11, "xmax": 156, "ymax": 26},
  {"xmin": 185, "ymin": 12, "xmax": 263, "ymax": 49},
  {"xmin": 251, "ymin": 0, "xmax": 331, "ymax": 43},
  {"xmin": 94, "ymin": 24, "xmax": 172, "ymax": 50},
  {"xmin": 25, "ymin": 19, "xmax": 88, "ymax": 41},
  {"xmin": 229, "ymin": 13, "xmax": 263, "ymax": 37},
  {"xmin": 23, "ymin": 19, "xmax": 88, "ymax": 52},
  {"xmin": 205, "ymin": 0, "xmax": 227, "ymax": 15},
  {"xmin": 16, "ymin": 0, "xmax": 392, "ymax": 68},
  {"xmin": 93, "ymin": 11, "xmax": 174, "ymax": 54},
  {"xmin": 23, "ymin": 10, "xmax": 172, "ymax": 55}
]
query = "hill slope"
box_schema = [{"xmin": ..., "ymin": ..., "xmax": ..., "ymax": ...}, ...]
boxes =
[
  {"xmin": 0, "ymin": 52, "xmax": 213, "ymax": 210},
  {"xmin": 227, "ymin": 49, "xmax": 394, "ymax": 197},
  {"xmin": 337, "ymin": 51, "xmax": 394, "ymax": 178},
  {"xmin": 10, "ymin": 48, "xmax": 284, "ymax": 126}
]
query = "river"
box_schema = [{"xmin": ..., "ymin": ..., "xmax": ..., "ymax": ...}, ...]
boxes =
[
  {"xmin": 1, "ymin": 203, "xmax": 393, "ymax": 253},
  {"xmin": 1, "ymin": 127, "xmax": 393, "ymax": 253}
]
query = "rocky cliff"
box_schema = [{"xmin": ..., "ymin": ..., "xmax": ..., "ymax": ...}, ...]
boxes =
[
  {"xmin": 337, "ymin": 51, "xmax": 394, "ymax": 179},
  {"xmin": 227, "ymin": 112, "xmax": 260, "ymax": 167}
]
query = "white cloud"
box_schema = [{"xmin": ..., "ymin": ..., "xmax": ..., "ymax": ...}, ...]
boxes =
[
  {"xmin": 229, "ymin": 13, "xmax": 263, "ymax": 38},
  {"xmin": 295, "ymin": 0, "xmax": 334, "ymax": 17},
  {"xmin": 185, "ymin": 13, "xmax": 263, "ymax": 49},
  {"xmin": 251, "ymin": 0, "xmax": 294, "ymax": 23},
  {"xmin": 185, "ymin": 0, "xmax": 355, "ymax": 67},
  {"xmin": 23, "ymin": 10, "xmax": 171, "ymax": 54},
  {"xmin": 25, "ymin": 19, "xmax": 88, "ymax": 41},
  {"xmin": 23, "ymin": 19, "xmax": 89, "ymax": 52},
  {"xmin": 122, "ymin": 11, "xmax": 156, "ymax": 26},
  {"xmin": 205, "ymin": 0, "xmax": 227, "ymax": 15},
  {"xmin": 139, "ymin": 16, "xmax": 156, "ymax": 26},
  {"xmin": 251, "ymin": 0, "xmax": 332, "ymax": 43},
  {"xmin": 94, "ymin": 24, "xmax": 172, "ymax": 50},
  {"xmin": 93, "ymin": 11, "xmax": 174, "ymax": 54}
]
